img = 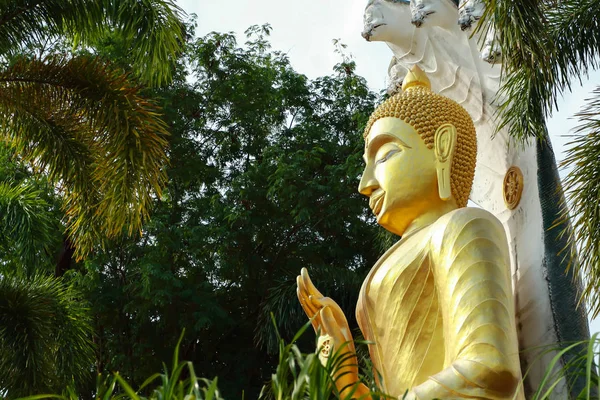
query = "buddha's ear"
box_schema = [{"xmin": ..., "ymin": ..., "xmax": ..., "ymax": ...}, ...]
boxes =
[{"xmin": 434, "ymin": 124, "xmax": 457, "ymax": 201}]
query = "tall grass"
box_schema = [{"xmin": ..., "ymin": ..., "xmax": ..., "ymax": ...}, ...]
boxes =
[
  {"xmin": 527, "ymin": 333, "xmax": 600, "ymax": 399},
  {"xmin": 16, "ymin": 331, "xmax": 223, "ymax": 400},
  {"xmin": 14, "ymin": 326, "xmax": 600, "ymax": 400},
  {"xmin": 259, "ymin": 317, "xmax": 390, "ymax": 400}
]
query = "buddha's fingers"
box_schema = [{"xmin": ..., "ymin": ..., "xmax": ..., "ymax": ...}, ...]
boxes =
[
  {"xmin": 297, "ymin": 276, "xmax": 322, "ymax": 330},
  {"xmin": 296, "ymin": 277, "xmax": 315, "ymax": 313},
  {"xmin": 320, "ymin": 307, "xmax": 344, "ymax": 344},
  {"xmin": 309, "ymin": 296, "xmax": 348, "ymax": 326},
  {"xmin": 300, "ymin": 267, "xmax": 325, "ymax": 298},
  {"xmin": 297, "ymin": 275, "xmax": 318, "ymax": 314}
]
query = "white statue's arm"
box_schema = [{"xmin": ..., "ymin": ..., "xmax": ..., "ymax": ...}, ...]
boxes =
[{"xmin": 410, "ymin": 208, "xmax": 520, "ymax": 399}]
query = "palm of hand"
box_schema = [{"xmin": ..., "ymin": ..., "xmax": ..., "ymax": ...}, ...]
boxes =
[{"xmin": 296, "ymin": 268, "xmax": 357, "ymax": 371}]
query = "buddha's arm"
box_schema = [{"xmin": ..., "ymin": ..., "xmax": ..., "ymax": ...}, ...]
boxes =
[{"xmin": 412, "ymin": 209, "xmax": 521, "ymax": 399}]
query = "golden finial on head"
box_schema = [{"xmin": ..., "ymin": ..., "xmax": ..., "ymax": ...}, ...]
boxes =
[{"xmin": 401, "ymin": 65, "xmax": 431, "ymax": 92}]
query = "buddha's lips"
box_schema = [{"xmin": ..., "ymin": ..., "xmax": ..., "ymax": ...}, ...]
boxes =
[{"xmin": 369, "ymin": 190, "xmax": 385, "ymax": 215}]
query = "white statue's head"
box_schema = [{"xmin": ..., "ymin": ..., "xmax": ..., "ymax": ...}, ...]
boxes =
[
  {"xmin": 362, "ymin": 0, "xmax": 460, "ymax": 45},
  {"xmin": 362, "ymin": 0, "xmax": 412, "ymax": 44}
]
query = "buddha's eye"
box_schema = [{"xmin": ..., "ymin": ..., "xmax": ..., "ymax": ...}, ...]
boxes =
[{"xmin": 375, "ymin": 143, "xmax": 401, "ymax": 165}]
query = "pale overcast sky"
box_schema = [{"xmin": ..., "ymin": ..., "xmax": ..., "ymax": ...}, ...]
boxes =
[{"xmin": 177, "ymin": 0, "xmax": 600, "ymax": 332}]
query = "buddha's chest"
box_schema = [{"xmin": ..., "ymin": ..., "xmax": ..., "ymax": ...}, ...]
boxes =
[
  {"xmin": 368, "ymin": 235, "xmax": 430, "ymax": 298},
  {"xmin": 361, "ymin": 229, "xmax": 433, "ymax": 315},
  {"xmin": 356, "ymin": 230, "xmax": 445, "ymax": 395}
]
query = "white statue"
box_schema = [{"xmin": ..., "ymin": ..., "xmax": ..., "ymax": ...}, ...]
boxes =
[{"xmin": 361, "ymin": 0, "xmax": 591, "ymax": 398}]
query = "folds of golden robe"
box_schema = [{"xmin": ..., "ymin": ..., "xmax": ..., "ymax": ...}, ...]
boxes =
[{"xmin": 357, "ymin": 207, "xmax": 523, "ymax": 399}]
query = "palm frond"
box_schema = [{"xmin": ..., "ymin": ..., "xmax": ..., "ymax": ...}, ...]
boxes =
[
  {"xmin": 0, "ymin": 0, "xmax": 101, "ymax": 56},
  {"xmin": 559, "ymin": 86, "xmax": 600, "ymax": 317},
  {"xmin": 0, "ymin": 55, "xmax": 169, "ymax": 259},
  {"xmin": 481, "ymin": 0, "xmax": 600, "ymax": 143},
  {"xmin": 0, "ymin": 274, "xmax": 94, "ymax": 397},
  {"xmin": 100, "ymin": 0, "xmax": 185, "ymax": 86},
  {"xmin": 0, "ymin": 0, "xmax": 184, "ymax": 86},
  {"xmin": 548, "ymin": 0, "xmax": 600, "ymax": 84},
  {"xmin": 480, "ymin": 0, "xmax": 556, "ymax": 142},
  {"xmin": 0, "ymin": 181, "xmax": 56, "ymax": 270}
]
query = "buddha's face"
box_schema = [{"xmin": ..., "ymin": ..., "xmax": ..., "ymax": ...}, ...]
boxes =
[{"xmin": 359, "ymin": 117, "xmax": 440, "ymax": 236}]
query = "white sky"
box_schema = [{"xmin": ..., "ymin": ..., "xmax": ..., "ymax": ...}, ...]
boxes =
[{"xmin": 178, "ymin": 0, "xmax": 600, "ymax": 332}]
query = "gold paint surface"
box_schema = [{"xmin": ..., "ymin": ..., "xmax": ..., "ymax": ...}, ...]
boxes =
[
  {"xmin": 503, "ymin": 166, "xmax": 524, "ymax": 210},
  {"xmin": 401, "ymin": 65, "xmax": 431, "ymax": 92},
  {"xmin": 297, "ymin": 69, "xmax": 522, "ymax": 399},
  {"xmin": 356, "ymin": 208, "xmax": 522, "ymax": 399}
]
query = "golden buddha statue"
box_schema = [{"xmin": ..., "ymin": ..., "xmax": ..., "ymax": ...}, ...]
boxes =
[{"xmin": 297, "ymin": 66, "xmax": 522, "ymax": 399}]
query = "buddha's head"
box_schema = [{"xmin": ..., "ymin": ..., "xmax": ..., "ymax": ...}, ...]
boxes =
[{"xmin": 359, "ymin": 66, "xmax": 476, "ymax": 236}]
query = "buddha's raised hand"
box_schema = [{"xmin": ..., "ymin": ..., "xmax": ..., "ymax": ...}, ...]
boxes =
[
  {"xmin": 296, "ymin": 268, "xmax": 370, "ymax": 399},
  {"xmin": 296, "ymin": 268, "xmax": 351, "ymax": 342}
]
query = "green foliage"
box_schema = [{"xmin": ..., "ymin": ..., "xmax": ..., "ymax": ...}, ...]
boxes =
[
  {"xmin": 0, "ymin": 0, "xmax": 184, "ymax": 86},
  {"xmin": 13, "ymin": 323, "xmax": 390, "ymax": 400},
  {"xmin": 0, "ymin": 55, "xmax": 169, "ymax": 258},
  {"xmin": 261, "ymin": 319, "xmax": 389, "ymax": 400},
  {"xmin": 0, "ymin": 274, "xmax": 94, "ymax": 398},
  {"xmin": 0, "ymin": 181, "xmax": 54, "ymax": 270},
  {"xmin": 263, "ymin": 320, "xmax": 337, "ymax": 400},
  {"xmin": 16, "ymin": 332, "xmax": 223, "ymax": 400},
  {"xmin": 0, "ymin": 0, "xmax": 185, "ymax": 260},
  {"xmin": 521, "ymin": 333, "xmax": 600, "ymax": 399},
  {"xmin": 73, "ymin": 26, "xmax": 384, "ymax": 398},
  {"xmin": 0, "ymin": 144, "xmax": 62, "ymax": 274},
  {"xmin": 480, "ymin": 0, "xmax": 600, "ymax": 142},
  {"xmin": 560, "ymin": 88, "xmax": 600, "ymax": 317},
  {"xmin": 481, "ymin": 0, "xmax": 554, "ymax": 142}
]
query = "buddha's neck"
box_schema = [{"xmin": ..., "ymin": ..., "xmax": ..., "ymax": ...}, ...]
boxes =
[{"xmin": 403, "ymin": 202, "xmax": 459, "ymax": 238}]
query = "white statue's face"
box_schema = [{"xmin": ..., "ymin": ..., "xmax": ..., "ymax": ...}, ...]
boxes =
[{"xmin": 362, "ymin": 0, "xmax": 412, "ymax": 44}]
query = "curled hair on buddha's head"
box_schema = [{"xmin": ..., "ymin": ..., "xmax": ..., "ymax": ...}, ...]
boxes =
[{"xmin": 363, "ymin": 66, "xmax": 477, "ymax": 208}]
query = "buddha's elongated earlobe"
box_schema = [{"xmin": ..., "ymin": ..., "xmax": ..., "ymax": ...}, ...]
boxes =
[{"xmin": 434, "ymin": 124, "xmax": 457, "ymax": 201}]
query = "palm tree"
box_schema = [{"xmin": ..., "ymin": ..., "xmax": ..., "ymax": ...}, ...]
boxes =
[
  {"xmin": 0, "ymin": 0, "xmax": 184, "ymax": 259},
  {"xmin": 482, "ymin": 0, "xmax": 600, "ymax": 314},
  {"xmin": 0, "ymin": 179, "xmax": 57, "ymax": 273}
]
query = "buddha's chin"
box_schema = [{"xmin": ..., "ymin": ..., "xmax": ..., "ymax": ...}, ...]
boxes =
[{"xmin": 376, "ymin": 210, "xmax": 409, "ymax": 237}]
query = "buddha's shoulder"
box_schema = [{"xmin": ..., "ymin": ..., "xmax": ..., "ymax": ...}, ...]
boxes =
[{"xmin": 429, "ymin": 207, "xmax": 506, "ymax": 249}]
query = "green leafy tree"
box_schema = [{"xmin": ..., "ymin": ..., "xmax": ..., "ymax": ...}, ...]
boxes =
[{"xmin": 77, "ymin": 26, "xmax": 385, "ymax": 398}]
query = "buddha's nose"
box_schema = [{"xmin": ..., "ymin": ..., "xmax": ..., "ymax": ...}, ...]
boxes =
[{"xmin": 358, "ymin": 169, "xmax": 379, "ymax": 196}]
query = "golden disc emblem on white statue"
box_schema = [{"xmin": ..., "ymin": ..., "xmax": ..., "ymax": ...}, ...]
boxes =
[{"xmin": 503, "ymin": 166, "xmax": 523, "ymax": 210}]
